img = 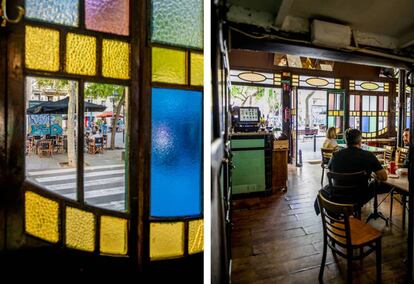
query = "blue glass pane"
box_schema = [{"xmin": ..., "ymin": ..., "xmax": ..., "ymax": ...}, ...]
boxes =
[
  {"xmin": 151, "ymin": 88, "xmax": 202, "ymax": 217},
  {"xmin": 407, "ymin": 117, "xmax": 411, "ymax": 129},
  {"xmin": 26, "ymin": 0, "xmax": 79, "ymax": 26},
  {"xmin": 151, "ymin": 0, "xmax": 203, "ymax": 49},
  {"xmin": 362, "ymin": 116, "xmax": 369, "ymax": 132}
]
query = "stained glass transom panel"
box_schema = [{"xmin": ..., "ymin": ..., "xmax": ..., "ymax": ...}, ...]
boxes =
[
  {"xmin": 66, "ymin": 33, "xmax": 97, "ymax": 75},
  {"xmin": 26, "ymin": 0, "xmax": 79, "ymax": 27},
  {"xmin": 100, "ymin": 216, "xmax": 128, "ymax": 255},
  {"xmin": 25, "ymin": 191, "xmax": 59, "ymax": 243},
  {"xmin": 151, "ymin": 88, "xmax": 202, "ymax": 217},
  {"xmin": 65, "ymin": 207, "xmax": 95, "ymax": 252},
  {"xmin": 292, "ymin": 75, "xmax": 340, "ymax": 89},
  {"xmin": 230, "ymin": 70, "xmax": 274, "ymax": 85},
  {"xmin": 151, "ymin": 0, "xmax": 203, "ymax": 49},
  {"xmin": 152, "ymin": 47, "xmax": 186, "ymax": 84},
  {"xmin": 102, "ymin": 39, "xmax": 130, "ymax": 79},
  {"xmin": 150, "ymin": 222, "xmax": 184, "ymax": 260},
  {"xmin": 190, "ymin": 52, "xmax": 204, "ymax": 86},
  {"xmin": 85, "ymin": 0, "xmax": 130, "ymax": 36},
  {"xmin": 25, "ymin": 26, "xmax": 60, "ymax": 72},
  {"xmin": 188, "ymin": 219, "xmax": 204, "ymax": 254},
  {"xmin": 350, "ymin": 80, "xmax": 389, "ymax": 92}
]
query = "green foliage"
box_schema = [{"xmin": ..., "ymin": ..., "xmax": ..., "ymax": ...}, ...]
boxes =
[
  {"xmin": 230, "ymin": 85, "xmax": 265, "ymax": 106},
  {"xmin": 85, "ymin": 83, "xmax": 125, "ymax": 102},
  {"xmin": 35, "ymin": 78, "xmax": 70, "ymax": 92}
]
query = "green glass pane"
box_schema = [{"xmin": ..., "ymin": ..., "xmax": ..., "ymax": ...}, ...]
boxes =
[
  {"xmin": 328, "ymin": 116, "xmax": 335, "ymax": 128},
  {"xmin": 151, "ymin": 0, "xmax": 203, "ymax": 49},
  {"xmin": 369, "ymin": 117, "xmax": 376, "ymax": 132}
]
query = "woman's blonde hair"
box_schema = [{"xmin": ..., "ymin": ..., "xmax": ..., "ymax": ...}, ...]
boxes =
[{"xmin": 326, "ymin": 127, "xmax": 337, "ymax": 139}]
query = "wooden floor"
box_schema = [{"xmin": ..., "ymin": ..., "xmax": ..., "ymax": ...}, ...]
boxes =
[{"xmin": 231, "ymin": 164, "xmax": 408, "ymax": 283}]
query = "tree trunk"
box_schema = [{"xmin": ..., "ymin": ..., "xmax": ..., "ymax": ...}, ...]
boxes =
[
  {"xmin": 67, "ymin": 82, "xmax": 77, "ymax": 167},
  {"xmin": 110, "ymin": 89, "xmax": 125, "ymax": 150}
]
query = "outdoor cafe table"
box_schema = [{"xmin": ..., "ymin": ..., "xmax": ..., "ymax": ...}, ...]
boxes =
[{"xmin": 337, "ymin": 144, "xmax": 386, "ymax": 155}]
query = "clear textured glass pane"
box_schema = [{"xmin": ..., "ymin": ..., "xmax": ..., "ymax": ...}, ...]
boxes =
[
  {"xmin": 25, "ymin": 77, "xmax": 78, "ymax": 200},
  {"xmin": 100, "ymin": 216, "xmax": 128, "ymax": 255},
  {"xmin": 188, "ymin": 219, "xmax": 204, "ymax": 254},
  {"xmin": 85, "ymin": 0, "xmax": 129, "ymax": 36},
  {"xmin": 151, "ymin": 0, "xmax": 203, "ymax": 49},
  {"xmin": 350, "ymin": 95, "xmax": 355, "ymax": 111},
  {"xmin": 66, "ymin": 33, "xmax": 97, "ymax": 75},
  {"xmin": 190, "ymin": 52, "xmax": 204, "ymax": 86},
  {"xmin": 102, "ymin": 39, "xmax": 130, "ymax": 79},
  {"xmin": 384, "ymin": 97, "xmax": 389, "ymax": 111},
  {"xmin": 150, "ymin": 222, "xmax": 184, "ymax": 260},
  {"xmin": 349, "ymin": 117, "xmax": 355, "ymax": 128},
  {"xmin": 369, "ymin": 96, "xmax": 377, "ymax": 111},
  {"xmin": 26, "ymin": 0, "xmax": 79, "ymax": 26},
  {"xmin": 84, "ymin": 83, "xmax": 128, "ymax": 212},
  {"xmin": 362, "ymin": 96, "xmax": 369, "ymax": 111},
  {"xmin": 152, "ymin": 47, "xmax": 186, "ymax": 84},
  {"xmin": 65, "ymin": 207, "xmax": 95, "ymax": 251},
  {"xmin": 25, "ymin": 26, "xmax": 60, "ymax": 72},
  {"xmin": 151, "ymin": 88, "xmax": 202, "ymax": 217},
  {"xmin": 25, "ymin": 191, "xmax": 59, "ymax": 243}
]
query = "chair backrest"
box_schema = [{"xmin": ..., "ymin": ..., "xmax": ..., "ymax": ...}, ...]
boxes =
[
  {"xmin": 95, "ymin": 137, "xmax": 103, "ymax": 145},
  {"xmin": 396, "ymin": 147, "xmax": 409, "ymax": 164},
  {"xmin": 326, "ymin": 171, "xmax": 369, "ymax": 205},
  {"xmin": 383, "ymin": 145, "xmax": 394, "ymax": 163},
  {"xmin": 321, "ymin": 147, "xmax": 335, "ymax": 165},
  {"xmin": 318, "ymin": 192, "xmax": 354, "ymax": 249}
]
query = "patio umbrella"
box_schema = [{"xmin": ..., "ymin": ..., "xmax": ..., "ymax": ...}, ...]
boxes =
[{"xmin": 26, "ymin": 97, "xmax": 106, "ymax": 114}]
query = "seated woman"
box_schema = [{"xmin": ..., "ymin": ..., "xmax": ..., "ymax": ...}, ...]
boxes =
[{"xmin": 322, "ymin": 127, "xmax": 339, "ymax": 150}]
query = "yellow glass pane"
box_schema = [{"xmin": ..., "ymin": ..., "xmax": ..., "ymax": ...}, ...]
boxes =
[
  {"xmin": 188, "ymin": 219, "xmax": 204, "ymax": 254},
  {"xmin": 25, "ymin": 191, "xmax": 59, "ymax": 243},
  {"xmin": 65, "ymin": 207, "xmax": 95, "ymax": 252},
  {"xmin": 102, "ymin": 39, "xmax": 130, "ymax": 79},
  {"xmin": 66, "ymin": 33, "xmax": 96, "ymax": 75},
  {"xmin": 100, "ymin": 216, "xmax": 128, "ymax": 255},
  {"xmin": 150, "ymin": 222, "xmax": 184, "ymax": 260},
  {"xmin": 152, "ymin": 47, "xmax": 186, "ymax": 84},
  {"xmin": 25, "ymin": 26, "xmax": 60, "ymax": 72},
  {"xmin": 190, "ymin": 52, "xmax": 203, "ymax": 86}
]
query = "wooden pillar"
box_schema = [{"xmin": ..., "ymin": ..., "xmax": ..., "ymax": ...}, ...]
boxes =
[
  {"xmin": 398, "ymin": 69, "xmax": 406, "ymax": 147},
  {"xmin": 281, "ymin": 73, "xmax": 292, "ymax": 162},
  {"xmin": 342, "ymin": 78, "xmax": 350, "ymax": 130}
]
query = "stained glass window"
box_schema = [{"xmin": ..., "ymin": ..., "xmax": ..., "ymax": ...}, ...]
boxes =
[
  {"xmin": 25, "ymin": 191, "xmax": 59, "ymax": 243},
  {"xmin": 85, "ymin": 0, "xmax": 130, "ymax": 36},
  {"xmin": 150, "ymin": 222, "xmax": 185, "ymax": 259},
  {"xmin": 188, "ymin": 219, "xmax": 204, "ymax": 254},
  {"xmin": 102, "ymin": 39, "xmax": 130, "ymax": 79},
  {"xmin": 350, "ymin": 80, "xmax": 389, "ymax": 92},
  {"xmin": 349, "ymin": 94, "xmax": 361, "ymax": 129},
  {"xmin": 65, "ymin": 207, "xmax": 95, "ymax": 252},
  {"xmin": 190, "ymin": 52, "xmax": 204, "ymax": 86},
  {"xmin": 151, "ymin": 0, "xmax": 203, "ymax": 49},
  {"xmin": 100, "ymin": 216, "xmax": 128, "ymax": 255},
  {"xmin": 25, "ymin": 26, "xmax": 60, "ymax": 72},
  {"xmin": 292, "ymin": 75, "xmax": 341, "ymax": 89},
  {"xmin": 151, "ymin": 88, "xmax": 202, "ymax": 217},
  {"xmin": 230, "ymin": 70, "xmax": 275, "ymax": 85},
  {"xmin": 327, "ymin": 92, "xmax": 344, "ymax": 131},
  {"xmin": 152, "ymin": 47, "xmax": 187, "ymax": 84},
  {"xmin": 66, "ymin": 33, "xmax": 97, "ymax": 76},
  {"xmin": 26, "ymin": 0, "xmax": 79, "ymax": 27}
]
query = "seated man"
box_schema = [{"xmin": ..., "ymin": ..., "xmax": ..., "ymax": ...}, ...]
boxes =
[
  {"xmin": 315, "ymin": 129, "xmax": 387, "ymax": 214},
  {"xmin": 327, "ymin": 128, "xmax": 387, "ymax": 205}
]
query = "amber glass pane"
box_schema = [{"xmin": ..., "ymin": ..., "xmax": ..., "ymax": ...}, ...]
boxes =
[
  {"xmin": 190, "ymin": 52, "xmax": 203, "ymax": 86},
  {"xmin": 150, "ymin": 222, "xmax": 184, "ymax": 260},
  {"xmin": 25, "ymin": 191, "xmax": 59, "ymax": 243},
  {"xmin": 85, "ymin": 0, "xmax": 130, "ymax": 36},
  {"xmin": 25, "ymin": 26, "xmax": 60, "ymax": 72},
  {"xmin": 152, "ymin": 47, "xmax": 186, "ymax": 84},
  {"xmin": 66, "ymin": 33, "xmax": 97, "ymax": 75},
  {"xmin": 188, "ymin": 219, "xmax": 203, "ymax": 254},
  {"xmin": 100, "ymin": 216, "xmax": 128, "ymax": 255},
  {"xmin": 102, "ymin": 39, "xmax": 130, "ymax": 79},
  {"xmin": 65, "ymin": 207, "xmax": 95, "ymax": 251}
]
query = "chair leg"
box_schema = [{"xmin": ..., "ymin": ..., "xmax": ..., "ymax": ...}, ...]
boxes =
[
  {"xmin": 347, "ymin": 257, "xmax": 353, "ymax": 284},
  {"xmin": 389, "ymin": 190, "xmax": 394, "ymax": 223},
  {"xmin": 376, "ymin": 239, "xmax": 382, "ymax": 284},
  {"xmin": 319, "ymin": 237, "xmax": 328, "ymax": 282},
  {"xmin": 402, "ymin": 194, "xmax": 407, "ymax": 231},
  {"xmin": 321, "ymin": 167, "xmax": 325, "ymax": 186}
]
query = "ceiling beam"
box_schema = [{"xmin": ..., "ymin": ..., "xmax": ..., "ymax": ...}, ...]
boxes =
[{"xmin": 274, "ymin": 0, "xmax": 295, "ymax": 28}]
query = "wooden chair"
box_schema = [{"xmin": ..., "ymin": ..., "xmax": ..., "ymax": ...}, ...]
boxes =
[
  {"xmin": 317, "ymin": 192, "xmax": 382, "ymax": 283},
  {"xmin": 377, "ymin": 145, "xmax": 394, "ymax": 165},
  {"xmin": 53, "ymin": 135, "xmax": 64, "ymax": 154},
  {"xmin": 320, "ymin": 148, "xmax": 335, "ymax": 185},
  {"xmin": 38, "ymin": 140, "xmax": 53, "ymax": 157},
  {"xmin": 395, "ymin": 147, "xmax": 409, "ymax": 167},
  {"xmin": 88, "ymin": 137, "xmax": 104, "ymax": 154}
]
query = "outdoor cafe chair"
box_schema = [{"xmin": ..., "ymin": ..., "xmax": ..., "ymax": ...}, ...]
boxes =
[
  {"xmin": 317, "ymin": 192, "xmax": 382, "ymax": 284},
  {"xmin": 38, "ymin": 140, "xmax": 53, "ymax": 157},
  {"xmin": 88, "ymin": 137, "xmax": 104, "ymax": 154}
]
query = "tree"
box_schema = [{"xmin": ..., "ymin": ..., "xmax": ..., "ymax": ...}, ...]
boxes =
[
  {"xmin": 85, "ymin": 83, "xmax": 126, "ymax": 150},
  {"xmin": 35, "ymin": 78, "xmax": 77, "ymax": 167}
]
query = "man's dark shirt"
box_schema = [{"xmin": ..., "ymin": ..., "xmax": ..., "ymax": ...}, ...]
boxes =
[{"xmin": 328, "ymin": 146, "xmax": 383, "ymax": 174}]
